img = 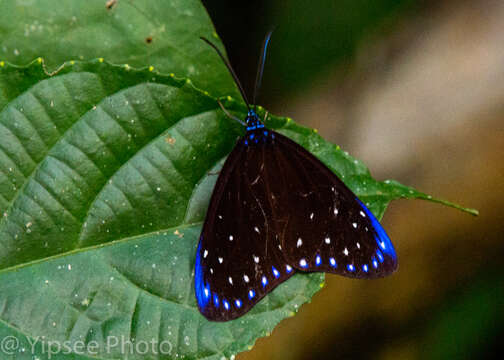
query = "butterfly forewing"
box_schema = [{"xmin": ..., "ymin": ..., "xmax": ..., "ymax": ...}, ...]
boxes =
[
  {"xmin": 268, "ymin": 132, "xmax": 397, "ymax": 278},
  {"xmin": 195, "ymin": 130, "xmax": 295, "ymax": 321}
]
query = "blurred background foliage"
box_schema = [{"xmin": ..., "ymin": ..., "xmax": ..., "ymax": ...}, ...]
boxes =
[{"xmin": 203, "ymin": 0, "xmax": 503, "ymax": 359}]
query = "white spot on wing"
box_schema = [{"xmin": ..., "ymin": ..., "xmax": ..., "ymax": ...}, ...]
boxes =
[
  {"xmin": 299, "ymin": 258, "xmax": 307, "ymax": 267},
  {"xmin": 243, "ymin": 275, "xmax": 249, "ymax": 283},
  {"xmin": 343, "ymin": 248, "xmax": 349, "ymax": 256},
  {"xmin": 356, "ymin": 242, "xmax": 361, "ymax": 249},
  {"xmin": 360, "ymin": 211, "xmax": 366, "ymax": 217},
  {"xmin": 253, "ymin": 255, "xmax": 259, "ymax": 263},
  {"xmin": 218, "ymin": 257, "xmax": 223, "ymax": 264},
  {"xmin": 254, "ymin": 226, "xmax": 260, "ymax": 233},
  {"xmin": 334, "ymin": 208, "xmax": 339, "ymax": 215},
  {"xmin": 203, "ymin": 249, "xmax": 208, "ymax": 258},
  {"xmin": 310, "ymin": 213, "xmax": 314, "ymax": 220},
  {"xmin": 325, "ymin": 237, "xmax": 331, "ymax": 244},
  {"xmin": 297, "ymin": 238, "xmax": 303, "ymax": 248},
  {"xmin": 228, "ymin": 276, "xmax": 233, "ymax": 285},
  {"xmin": 229, "ymin": 235, "xmax": 233, "ymax": 241},
  {"xmin": 352, "ymin": 222, "xmax": 357, "ymax": 228}
]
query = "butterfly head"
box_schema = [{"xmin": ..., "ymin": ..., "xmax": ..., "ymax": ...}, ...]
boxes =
[{"xmin": 245, "ymin": 109, "xmax": 264, "ymax": 131}]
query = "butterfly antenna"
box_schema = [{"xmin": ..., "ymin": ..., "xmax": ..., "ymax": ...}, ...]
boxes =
[
  {"xmin": 217, "ymin": 99, "xmax": 246, "ymax": 126},
  {"xmin": 252, "ymin": 30, "xmax": 274, "ymax": 111},
  {"xmin": 200, "ymin": 37, "xmax": 251, "ymax": 110}
]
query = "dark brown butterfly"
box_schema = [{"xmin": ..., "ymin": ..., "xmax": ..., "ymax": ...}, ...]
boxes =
[{"xmin": 195, "ymin": 33, "xmax": 397, "ymax": 321}]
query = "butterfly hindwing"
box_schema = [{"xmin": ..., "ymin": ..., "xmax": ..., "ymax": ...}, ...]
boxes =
[
  {"xmin": 195, "ymin": 130, "xmax": 295, "ymax": 321},
  {"xmin": 268, "ymin": 132, "xmax": 397, "ymax": 278}
]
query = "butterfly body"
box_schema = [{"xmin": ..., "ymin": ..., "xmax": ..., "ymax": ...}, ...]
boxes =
[{"xmin": 196, "ymin": 35, "xmax": 397, "ymax": 322}]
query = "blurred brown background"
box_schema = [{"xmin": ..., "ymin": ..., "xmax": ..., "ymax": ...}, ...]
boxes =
[{"xmin": 203, "ymin": 0, "xmax": 503, "ymax": 359}]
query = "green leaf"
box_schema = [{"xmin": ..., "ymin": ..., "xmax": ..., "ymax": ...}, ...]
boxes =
[
  {"xmin": 0, "ymin": 60, "xmax": 476, "ymax": 360},
  {"xmin": 0, "ymin": 0, "xmax": 238, "ymax": 98}
]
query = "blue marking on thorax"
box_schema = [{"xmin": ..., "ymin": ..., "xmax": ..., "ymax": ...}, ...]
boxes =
[
  {"xmin": 245, "ymin": 110, "xmax": 265, "ymax": 131},
  {"xmin": 194, "ymin": 241, "xmax": 210, "ymax": 309},
  {"xmin": 356, "ymin": 199, "xmax": 397, "ymax": 259},
  {"xmin": 243, "ymin": 110, "xmax": 272, "ymax": 147}
]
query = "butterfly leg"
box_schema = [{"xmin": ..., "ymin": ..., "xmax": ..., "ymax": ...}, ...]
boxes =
[{"xmin": 217, "ymin": 99, "xmax": 246, "ymax": 126}]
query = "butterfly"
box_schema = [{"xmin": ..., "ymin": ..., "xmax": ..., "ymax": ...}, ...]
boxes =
[{"xmin": 195, "ymin": 32, "xmax": 397, "ymax": 321}]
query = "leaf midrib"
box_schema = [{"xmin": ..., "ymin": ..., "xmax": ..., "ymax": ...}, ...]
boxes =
[{"xmin": 0, "ymin": 221, "xmax": 202, "ymax": 276}]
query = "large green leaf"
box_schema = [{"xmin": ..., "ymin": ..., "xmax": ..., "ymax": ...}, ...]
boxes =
[
  {"xmin": 0, "ymin": 0, "xmax": 238, "ymax": 98},
  {"xmin": 0, "ymin": 60, "xmax": 476, "ymax": 359}
]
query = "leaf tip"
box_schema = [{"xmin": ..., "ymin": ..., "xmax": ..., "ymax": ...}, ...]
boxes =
[
  {"xmin": 148, "ymin": 65, "xmax": 154, "ymax": 72},
  {"xmin": 467, "ymin": 208, "xmax": 479, "ymax": 216},
  {"xmin": 98, "ymin": 57, "xmax": 104, "ymax": 63}
]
